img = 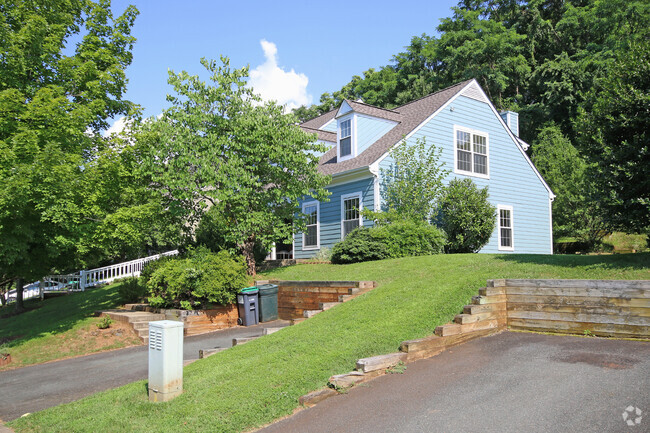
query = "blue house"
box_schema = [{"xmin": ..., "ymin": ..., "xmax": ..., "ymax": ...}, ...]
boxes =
[{"xmin": 293, "ymin": 79, "xmax": 555, "ymax": 258}]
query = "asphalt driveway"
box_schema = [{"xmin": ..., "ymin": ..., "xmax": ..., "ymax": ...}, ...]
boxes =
[
  {"xmin": 261, "ymin": 332, "xmax": 649, "ymax": 433},
  {"xmin": 0, "ymin": 320, "xmax": 288, "ymax": 422}
]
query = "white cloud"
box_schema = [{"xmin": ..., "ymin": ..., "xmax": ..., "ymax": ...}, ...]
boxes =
[
  {"xmin": 248, "ymin": 40, "xmax": 312, "ymax": 112},
  {"xmin": 103, "ymin": 116, "xmax": 129, "ymax": 137}
]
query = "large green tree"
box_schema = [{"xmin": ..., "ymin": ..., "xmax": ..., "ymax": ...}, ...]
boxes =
[
  {"xmin": 0, "ymin": 0, "xmax": 138, "ymax": 311},
  {"xmin": 576, "ymin": 38, "xmax": 650, "ymax": 233},
  {"xmin": 136, "ymin": 57, "xmax": 330, "ymax": 275}
]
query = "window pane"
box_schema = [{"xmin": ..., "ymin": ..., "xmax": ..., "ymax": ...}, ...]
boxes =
[
  {"xmin": 344, "ymin": 198, "xmax": 359, "ymax": 221},
  {"xmin": 305, "ymin": 225, "xmax": 317, "ymax": 247},
  {"xmin": 305, "ymin": 205, "xmax": 317, "ymax": 225},
  {"xmin": 341, "ymin": 119, "xmax": 351, "ymax": 138},
  {"xmin": 457, "ymin": 150, "xmax": 472, "ymax": 172},
  {"xmin": 457, "ymin": 131, "xmax": 470, "ymax": 150},
  {"xmin": 500, "ymin": 209, "xmax": 511, "ymax": 228},
  {"xmin": 343, "ymin": 219, "xmax": 359, "ymax": 237},
  {"xmin": 500, "ymin": 228, "xmax": 512, "ymax": 247},
  {"xmin": 473, "ymin": 134, "xmax": 486, "ymax": 155},
  {"xmin": 474, "ymin": 154, "xmax": 487, "ymax": 174},
  {"xmin": 340, "ymin": 137, "xmax": 351, "ymax": 156}
]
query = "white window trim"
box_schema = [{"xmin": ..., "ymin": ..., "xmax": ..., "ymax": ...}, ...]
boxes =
[
  {"xmin": 340, "ymin": 192, "xmax": 363, "ymax": 239},
  {"xmin": 337, "ymin": 115, "xmax": 357, "ymax": 162},
  {"xmin": 453, "ymin": 125, "xmax": 490, "ymax": 179},
  {"xmin": 302, "ymin": 201, "xmax": 320, "ymax": 250},
  {"xmin": 497, "ymin": 205, "xmax": 515, "ymax": 251}
]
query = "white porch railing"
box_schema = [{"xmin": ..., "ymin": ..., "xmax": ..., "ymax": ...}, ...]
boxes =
[
  {"xmin": 79, "ymin": 250, "xmax": 179, "ymax": 289},
  {"xmin": 4, "ymin": 250, "xmax": 179, "ymax": 303}
]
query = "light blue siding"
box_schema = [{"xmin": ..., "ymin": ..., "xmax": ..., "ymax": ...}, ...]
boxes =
[
  {"xmin": 379, "ymin": 95, "xmax": 551, "ymax": 254},
  {"xmin": 356, "ymin": 114, "xmax": 397, "ymax": 155},
  {"xmin": 321, "ymin": 118, "xmax": 337, "ymax": 133},
  {"xmin": 295, "ymin": 177, "xmax": 375, "ymax": 258},
  {"xmin": 499, "ymin": 111, "xmax": 519, "ymax": 137}
]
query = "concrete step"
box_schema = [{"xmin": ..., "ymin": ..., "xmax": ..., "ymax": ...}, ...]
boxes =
[
  {"xmin": 303, "ymin": 309, "xmax": 322, "ymax": 318},
  {"xmin": 102, "ymin": 311, "xmax": 165, "ymax": 324}
]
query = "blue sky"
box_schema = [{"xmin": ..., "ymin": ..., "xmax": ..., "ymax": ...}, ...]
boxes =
[{"xmin": 106, "ymin": 0, "xmax": 459, "ymax": 132}]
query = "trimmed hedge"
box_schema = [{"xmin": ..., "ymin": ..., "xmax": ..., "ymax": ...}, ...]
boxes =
[{"xmin": 331, "ymin": 220, "xmax": 446, "ymax": 264}]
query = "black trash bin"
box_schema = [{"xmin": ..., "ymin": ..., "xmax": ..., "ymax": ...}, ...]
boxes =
[
  {"xmin": 257, "ymin": 283, "xmax": 279, "ymax": 322},
  {"xmin": 237, "ymin": 287, "xmax": 259, "ymax": 326}
]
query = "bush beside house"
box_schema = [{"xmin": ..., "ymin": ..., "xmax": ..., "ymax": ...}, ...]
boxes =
[{"xmin": 331, "ymin": 220, "xmax": 446, "ymax": 264}]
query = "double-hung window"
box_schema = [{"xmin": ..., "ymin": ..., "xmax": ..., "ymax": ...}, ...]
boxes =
[
  {"xmin": 339, "ymin": 119, "xmax": 352, "ymax": 158},
  {"xmin": 341, "ymin": 193, "xmax": 362, "ymax": 238},
  {"xmin": 455, "ymin": 127, "xmax": 489, "ymax": 178},
  {"xmin": 498, "ymin": 205, "xmax": 514, "ymax": 251},
  {"xmin": 303, "ymin": 202, "xmax": 319, "ymax": 249}
]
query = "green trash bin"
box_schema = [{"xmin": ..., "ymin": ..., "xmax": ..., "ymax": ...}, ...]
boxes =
[{"xmin": 257, "ymin": 283, "xmax": 279, "ymax": 322}]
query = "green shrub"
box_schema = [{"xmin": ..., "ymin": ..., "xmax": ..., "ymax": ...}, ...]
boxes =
[
  {"xmin": 139, "ymin": 254, "xmax": 175, "ymax": 287},
  {"xmin": 146, "ymin": 248, "xmax": 249, "ymax": 310},
  {"xmin": 117, "ymin": 277, "xmax": 147, "ymax": 303},
  {"xmin": 331, "ymin": 228, "xmax": 390, "ymax": 264},
  {"xmin": 438, "ymin": 178, "xmax": 496, "ymax": 253},
  {"xmin": 331, "ymin": 220, "xmax": 446, "ymax": 264},
  {"xmin": 97, "ymin": 316, "xmax": 113, "ymax": 329}
]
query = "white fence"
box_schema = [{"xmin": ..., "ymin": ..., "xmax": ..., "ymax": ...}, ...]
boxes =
[{"xmin": 4, "ymin": 250, "xmax": 179, "ymax": 303}]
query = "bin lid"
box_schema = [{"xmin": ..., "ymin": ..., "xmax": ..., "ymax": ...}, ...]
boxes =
[
  {"xmin": 257, "ymin": 283, "xmax": 278, "ymax": 294},
  {"xmin": 240, "ymin": 286, "xmax": 259, "ymax": 294}
]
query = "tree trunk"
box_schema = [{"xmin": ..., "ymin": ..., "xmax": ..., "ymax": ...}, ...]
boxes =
[
  {"xmin": 0, "ymin": 281, "xmax": 8, "ymax": 307},
  {"xmin": 241, "ymin": 240, "xmax": 257, "ymax": 276},
  {"xmin": 14, "ymin": 277, "xmax": 25, "ymax": 313}
]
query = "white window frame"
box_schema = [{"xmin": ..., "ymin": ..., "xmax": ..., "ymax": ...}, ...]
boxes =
[
  {"xmin": 453, "ymin": 125, "xmax": 490, "ymax": 179},
  {"xmin": 337, "ymin": 115, "xmax": 356, "ymax": 162},
  {"xmin": 497, "ymin": 205, "xmax": 514, "ymax": 251},
  {"xmin": 302, "ymin": 201, "xmax": 320, "ymax": 250},
  {"xmin": 340, "ymin": 192, "xmax": 363, "ymax": 239}
]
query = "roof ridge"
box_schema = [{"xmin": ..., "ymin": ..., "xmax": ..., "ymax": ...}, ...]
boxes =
[
  {"xmin": 394, "ymin": 79, "xmax": 473, "ymax": 111},
  {"xmin": 345, "ymin": 99, "xmax": 400, "ymax": 114}
]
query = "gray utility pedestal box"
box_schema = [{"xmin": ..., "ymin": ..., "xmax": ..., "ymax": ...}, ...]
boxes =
[
  {"xmin": 237, "ymin": 287, "xmax": 259, "ymax": 326},
  {"xmin": 148, "ymin": 320, "xmax": 184, "ymax": 402}
]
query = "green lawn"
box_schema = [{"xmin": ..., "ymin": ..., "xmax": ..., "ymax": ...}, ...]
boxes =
[
  {"xmin": 9, "ymin": 253, "xmax": 650, "ymax": 433},
  {"xmin": 0, "ymin": 282, "xmax": 141, "ymax": 369}
]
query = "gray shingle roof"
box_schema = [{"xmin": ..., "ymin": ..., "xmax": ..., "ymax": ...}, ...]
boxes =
[
  {"xmin": 339, "ymin": 100, "xmax": 402, "ymax": 122},
  {"xmin": 301, "ymin": 125, "xmax": 336, "ymax": 143},
  {"xmin": 303, "ymin": 79, "xmax": 472, "ymax": 176}
]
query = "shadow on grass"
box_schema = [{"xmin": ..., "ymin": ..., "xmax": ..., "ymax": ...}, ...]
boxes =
[
  {"xmin": 0, "ymin": 284, "xmax": 124, "ymax": 349},
  {"xmin": 494, "ymin": 252, "xmax": 650, "ymax": 271}
]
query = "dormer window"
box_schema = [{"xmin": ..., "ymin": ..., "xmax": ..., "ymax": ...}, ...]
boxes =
[{"xmin": 340, "ymin": 119, "xmax": 352, "ymax": 157}]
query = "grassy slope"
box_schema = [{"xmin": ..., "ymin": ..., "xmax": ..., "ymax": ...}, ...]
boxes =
[
  {"xmin": 9, "ymin": 253, "xmax": 650, "ymax": 432},
  {"xmin": 0, "ymin": 282, "xmax": 140, "ymax": 369}
]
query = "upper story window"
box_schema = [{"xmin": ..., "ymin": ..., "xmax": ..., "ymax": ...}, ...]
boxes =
[
  {"xmin": 340, "ymin": 119, "xmax": 352, "ymax": 158},
  {"xmin": 341, "ymin": 193, "xmax": 362, "ymax": 238},
  {"xmin": 454, "ymin": 126, "xmax": 489, "ymax": 179}
]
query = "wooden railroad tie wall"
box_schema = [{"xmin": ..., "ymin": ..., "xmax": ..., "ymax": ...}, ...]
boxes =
[
  {"xmin": 269, "ymin": 280, "xmax": 374, "ymax": 320},
  {"xmin": 503, "ymin": 279, "xmax": 649, "ymax": 338}
]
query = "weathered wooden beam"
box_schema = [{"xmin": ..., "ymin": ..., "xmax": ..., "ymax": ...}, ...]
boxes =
[
  {"xmin": 507, "ymin": 310, "xmax": 649, "ymax": 326},
  {"xmin": 356, "ymin": 352, "xmax": 407, "ymax": 373},
  {"xmin": 504, "ymin": 279, "xmax": 650, "ymax": 290},
  {"xmin": 508, "ymin": 318, "xmax": 650, "ymax": 338},
  {"xmin": 464, "ymin": 303, "xmax": 507, "ymax": 315},
  {"xmin": 299, "ymin": 388, "xmax": 338, "ymax": 407}
]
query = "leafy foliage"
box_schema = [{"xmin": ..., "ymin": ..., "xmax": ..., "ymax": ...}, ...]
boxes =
[
  {"xmin": 576, "ymin": 37, "xmax": 650, "ymax": 233},
  {"xmin": 331, "ymin": 220, "xmax": 446, "ymax": 264},
  {"xmin": 136, "ymin": 57, "xmax": 330, "ymax": 275},
  {"xmin": 378, "ymin": 138, "xmax": 449, "ymax": 221},
  {"xmin": 531, "ymin": 124, "xmax": 605, "ymax": 246},
  {"xmin": 438, "ymin": 178, "xmax": 496, "ymax": 253},
  {"xmin": 146, "ymin": 248, "xmax": 249, "ymax": 310},
  {"xmin": 0, "ymin": 0, "xmax": 143, "ymax": 311},
  {"xmin": 116, "ymin": 277, "xmax": 147, "ymax": 303}
]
